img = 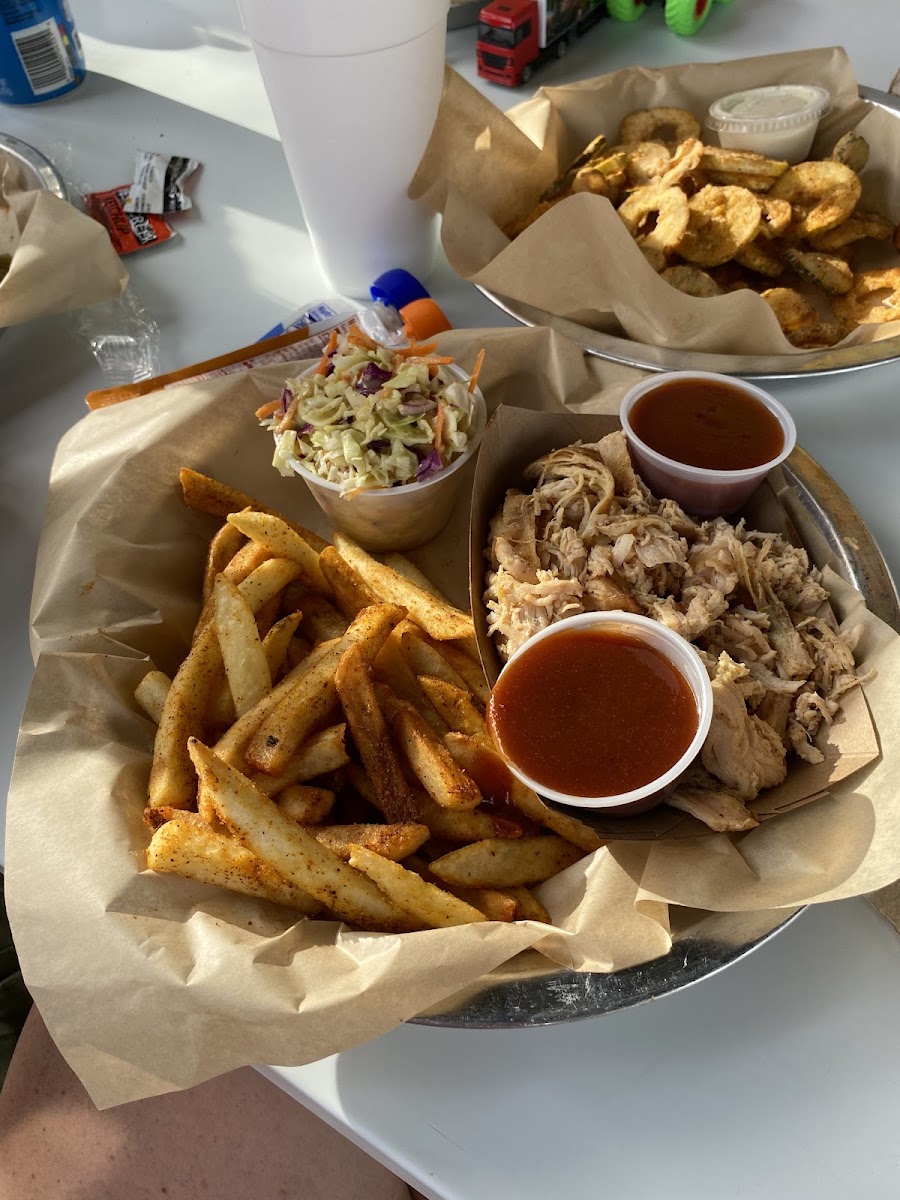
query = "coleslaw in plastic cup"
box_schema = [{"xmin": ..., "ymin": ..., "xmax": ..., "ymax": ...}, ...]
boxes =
[{"xmin": 259, "ymin": 330, "xmax": 486, "ymax": 551}]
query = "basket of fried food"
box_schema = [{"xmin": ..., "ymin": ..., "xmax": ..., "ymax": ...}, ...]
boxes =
[
  {"xmin": 138, "ymin": 469, "xmax": 602, "ymax": 933},
  {"xmin": 506, "ymin": 106, "xmax": 900, "ymax": 350}
]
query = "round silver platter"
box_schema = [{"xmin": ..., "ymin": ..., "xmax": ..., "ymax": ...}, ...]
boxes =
[
  {"xmin": 413, "ymin": 446, "xmax": 900, "ymax": 1027},
  {"xmin": 476, "ymin": 85, "xmax": 900, "ymax": 381},
  {"xmin": 0, "ymin": 131, "xmax": 66, "ymax": 199}
]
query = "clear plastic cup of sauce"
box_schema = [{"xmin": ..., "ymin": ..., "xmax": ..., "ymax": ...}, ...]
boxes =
[
  {"xmin": 619, "ymin": 371, "xmax": 796, "ymax": 518},
  {"xmin": 706, "ymin": 85, "xmax": 831, "ymax": 163}
]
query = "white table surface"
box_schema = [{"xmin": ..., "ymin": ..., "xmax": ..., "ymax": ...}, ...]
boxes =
[{"xmin": 2, "ymin": 1, "xmax": 900, "ymax": 1196}]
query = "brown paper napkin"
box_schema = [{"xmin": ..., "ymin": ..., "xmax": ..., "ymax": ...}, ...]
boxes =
[
  {"xmin": 6, "ymin": 326, "xmax": 899, "ymax": 1109},
  {"xmin": 0, "ymin": 151, "xmax": 127, "ymax": 327},
  {"xmin": 412, "ymin": 48, "xmax": 900, "ymax": 355}
]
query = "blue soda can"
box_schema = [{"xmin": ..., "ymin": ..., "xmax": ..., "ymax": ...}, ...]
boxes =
[{"xmin": 0, "ymin": 0, "xmax": 86, "ymax": 105}]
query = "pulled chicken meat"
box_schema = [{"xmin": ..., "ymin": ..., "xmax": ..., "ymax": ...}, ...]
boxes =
[{"xmin": 485, "ymin": 431, "xmax": 869, "ymax": 829}]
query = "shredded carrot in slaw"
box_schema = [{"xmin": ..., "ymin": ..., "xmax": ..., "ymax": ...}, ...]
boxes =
[
  {"xmin": 468, "ymin": 348, "xmax": 485, "ymax": 394},
  {"xmin": 433, "ymin": 406, "xmax": 446, "ymax": 454},
  {"xmin": 394, "ymin": 341, "xmax": 438, "ymax": 359},
  {"xmin": 315, "ymin": 329, "xmax": 339, "ymax": 376},
  {"xmin": 254, "ymin": 398, "xmax": 282, "ymax": 420},
  {"xmin": 405, "ymin": 355, "xmax": 455, "ymax": 366}
]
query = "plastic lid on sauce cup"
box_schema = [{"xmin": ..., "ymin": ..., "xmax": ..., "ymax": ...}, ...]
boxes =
[
  {"xmin": 619, "ymin": 371, "xmax": 796, "ymax": 519},
  {"xmin": 489, "ymin": 611, "xmax": 713, "ymax": 815},
  {"xmin": 706, "ymin": 85, "xmax": 831, "ymax": 163}
]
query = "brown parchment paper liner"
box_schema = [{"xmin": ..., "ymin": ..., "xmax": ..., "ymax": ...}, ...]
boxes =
[
  {"xmin": 0, "ymin": 152, "xmax": 126, "ymax": 327},
  {"xmin": 6, "ymin": 326, "xmax": 899, "ymax": 1110},
  {"xmin": 411, "ymin": 48, "xmax": 900, "ymax": 356}
]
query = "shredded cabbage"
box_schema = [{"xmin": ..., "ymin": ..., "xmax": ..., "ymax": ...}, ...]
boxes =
[{"xmin": 260, "ymin": 332, "xmax": 479, "ymax": 496}]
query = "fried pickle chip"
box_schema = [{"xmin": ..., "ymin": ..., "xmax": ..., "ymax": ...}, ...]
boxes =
[
  {"xmin": 784, "ymin": 248, "xmax": 854, "ymax": 296},
  {"xmin": 617, "ymin": 184, "xmax": 689, "ymax": 258},
  {"xmin": 758, "ymin": 196, "xmax": 793, "ymax": 239},
  {"xmin": 700, "ymin": 145, "xmax": 788, "ymax": 183},
  {"xmin": 787, "ymin": 321, "xmax": 846, "ymax": 349},
  {"xmin": 769, "ymin": 161, "xmax": 862, "ymax": 238},
  {"xmin": 619, "ymin": 106, "xmax": 701, "ymax": 145},
  {"xmin": 677, "ymin": 185, "xmax": 762, "ymax": 267},
  {"xmin": 808, "ymin": 210, "xmax": 894, "ymax": 250},
  {"xmin": 830, "ymin": 129, "xmax": 869, "ymax": 174},
  {"xmin": 660, "ymin": 265, "xmax": 723, "ymax": 298},
  {"xmin": 761, "ymin": 286, "xmax": 818, "ymax": 334},
  {"xmin": 832, "ymin": 268, "xmax": 900, "ymax": 326},
  {"xmin": 734, "ymin": 237, "xmax": 785, "ymax": 278}
]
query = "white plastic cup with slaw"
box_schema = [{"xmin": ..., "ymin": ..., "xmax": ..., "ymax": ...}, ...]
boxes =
[{"xmin": 280, "ymin": 362, "xmax": 486, "ymax": 553}]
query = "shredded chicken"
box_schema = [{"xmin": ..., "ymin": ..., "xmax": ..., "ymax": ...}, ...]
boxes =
[{"xmin": 485, "ymin": 430, "xmax": 871, "ymax": 829}]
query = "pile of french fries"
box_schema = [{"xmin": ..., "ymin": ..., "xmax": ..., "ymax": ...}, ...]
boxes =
[{"xmin": 137, "ymin": 469, "xmax": 603, "ymax": 933}]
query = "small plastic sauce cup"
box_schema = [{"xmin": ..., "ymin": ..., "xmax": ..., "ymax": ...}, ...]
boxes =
[
  {"xmin": 488, "ymin": 611, "xmax": 714, "ymax": 816},
  {"xmin": 706, "ymin": 85, "xmax": 831, "ymax": 163},
  {"xmin": 287, "ymin": 364, "xmax": 486, "ymax": 553},
  {"xmin": 619, "ymin": 371, "xmax": 796, "ymax": 518}
]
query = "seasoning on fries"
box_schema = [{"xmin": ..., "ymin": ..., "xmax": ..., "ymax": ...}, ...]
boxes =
[{"xmin": 138, "ymin": 470, "xmax": 602, "ymax": 932}]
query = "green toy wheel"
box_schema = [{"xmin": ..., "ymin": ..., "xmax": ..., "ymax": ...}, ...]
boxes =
[
  {"xmin": 606, "ymin": 0, "xmax": 649, "ymax": 21},
  {"xmin": 665, "ymin": 0, "xmax": 713, "ymax": 35}
]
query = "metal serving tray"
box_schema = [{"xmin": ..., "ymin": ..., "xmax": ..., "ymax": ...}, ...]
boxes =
[
  {"xmin": 415, "ymin": 445, "xmax": 900, "ymax": 1027},
  {"xmin": 477, "ymin": 86, "xmax": 900, "ymax": 381},
  {"xmin": 0, "ymin": 132, "xmax": 66, "ymax": 199}
]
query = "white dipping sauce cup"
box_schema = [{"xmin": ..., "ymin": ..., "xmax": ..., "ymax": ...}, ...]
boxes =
[
  {"xmin": 238, "ymin": 0, "xmax": 448, "ymax": 298},
  {"xmin": 706, "ymin": 85, "xmax": 831, "ymax": 163},
  {"xmin": 286, "ymin": 365, "xmax": 486, "ymax": 553},
  {"xmin": 619, "ymin": 371, "xmax": 796, "ymax": 518},
  {"xmin": 489, "ymin": 612, "xmax": 714, "ymax": 816}
]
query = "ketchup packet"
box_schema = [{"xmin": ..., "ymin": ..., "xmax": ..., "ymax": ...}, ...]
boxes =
[
  {"xmin": 85, "ymin": 185, "xmax": 177, "ymax": 255},
  {"xmin": 122, "ymin": 151, "xmax": 200, "ymax": 214}
]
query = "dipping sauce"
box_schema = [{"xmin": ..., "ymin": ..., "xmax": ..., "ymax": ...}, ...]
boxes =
[
  {"xmin": 706, "ymin": 85, "xmax": 831, "ymax": 163},
  {"xmin": 629, "ymin": 376, "xmax": 784, "ymax": 472},
  {"xmin": 487, "ymin": 628, "xmax": 698, "ymax": 799}
]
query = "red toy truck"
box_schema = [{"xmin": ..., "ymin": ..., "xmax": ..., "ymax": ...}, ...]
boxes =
[
  {"xmin": 476, "ymin": 0, "xmax": 735, "ymax": 87},
  {"xmin": 476, "ymin": 0, "xmax": 605, "ymax": 87}
]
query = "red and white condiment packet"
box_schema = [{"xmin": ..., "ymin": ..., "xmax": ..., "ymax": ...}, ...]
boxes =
[{"xmin": 85, "ymin": 185, "xmax": 176, "ymax": 255}]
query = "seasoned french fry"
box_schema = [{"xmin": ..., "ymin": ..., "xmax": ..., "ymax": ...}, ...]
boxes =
[
  {"xmin": 347, "ymin": 844, "xmax": 486, "ymax": 928},
  {"xmin": 221, "ymin": 540, "xmax": 271, "ymax": 586},
  {"xmin": 237, "ymin": 557, "xmax": 303, "ymax": 612},
  {"xmin": 428, "ymin": 836, "xmax": 584, "ymax": 888},
  {"xmin": 277, "ymin": 785, "xmax": 335, "ymax": 825},
  {"xmin": 262, "ymin": 612, "xmax": 302, "ymax": 679},
  {"xmin": 399, "ymin": 623, "xmax": 470, "ymax": 692},
  {"xmin": 333, "ymin": 532, "xmax": 474, "ymax": 641},
  {"xmin": 297, "ymin": 592, "xmax": 350, "ymax": 644},
  {"xmin": 143, "ymin": 805, "xmax": 208, "ymax": 832},
  {"xmin": 246, "ymin": 605, "xmax": 402, "ymax": 776},
  {"xmin": 444, "ymin": 734, "xmax": 604, "ymax": 854},
  {"xmin": 227, "ymin": 509, "xmax": 330, "ymax": 594},
  {"xmin": 312, "ymin": 823, "xmax": 430, "ymax": 861},
  {"xmin": 417, "ymin": 676, "xmax": 490, "ymax": 746},
  {"xmin": 214, "ymin": 639, "xmax": 340, "ymax": 767},
  {"xmin": 335, "ymin": 644, "xmax": 421, "ymax": 823},
  {"xmin": 503, "ymin": 886, "xmax": 551, "ymax": 924},
  {"xmin": 377, "ymin": 685, "xmax": 481, "ymax": 811},
  {"xmin": 319, "ymin": 546, "xmax": 379, "ymax": 618},
  {"xmin": 179, "ymin": 468, "xmax": 329, "ymax": 552},
  {"xmin": 250, "ymin": 725, "xmax": 349, "ymax": 796},
  {"xmin": 380, "ymin": 554, "xmax": 479, "ymax": 660},
  {"xmin": 188, "ymin": 741, "xmax": 417, "ymax": 931},
  {"xmin": 147, "ymin": 816, "xmax": 322, "ymax": 916},
  {"xmin": 134, "ymin": 669, "xmax": 171, "ymax": 725},
  {"xmin": 214, "ymin": 575, "xmax": 271, "ymax": 717},
  {"xmin": 430, "ymin": 642, "xmax": 490, "ymax": 706},
  {"xmin": 244, "ymin": 641, "xmax": 344, "ymax": 775},
  {"xmin": 202, "ymin": 518, "xmax": 246, "ymax": 603},
  {"xmin": 403, "ymin": 856, "xmax": 517, "ymax": 922},
  {"xmin": 148, "ymin": 625, "xmax": 220, "ymax": 809},
  {"xmin": 373, "ymin": 628, "xmax": 448, "ymax": 736}
]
